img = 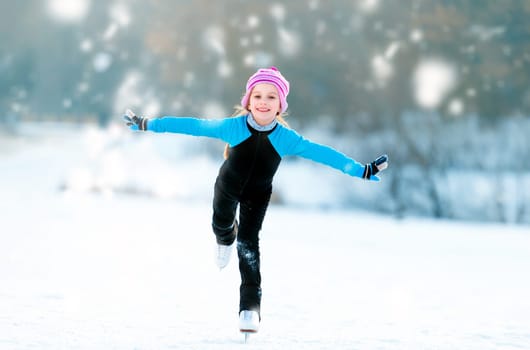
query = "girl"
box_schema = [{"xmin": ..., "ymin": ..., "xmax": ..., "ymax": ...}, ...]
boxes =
[{"xmin": 123, "ymin": 66, "xmax": 388, "ymax": 334}]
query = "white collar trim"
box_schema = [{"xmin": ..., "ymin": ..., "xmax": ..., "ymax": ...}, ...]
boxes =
[{"xmin": 247, "ymin": 113, "xmax": 277, "ymax": 132}]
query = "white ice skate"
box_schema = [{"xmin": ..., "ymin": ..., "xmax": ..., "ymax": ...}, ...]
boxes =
[
  {"xmin": 215, "ymin": 242, "xmax": 234, "ymax": 269},
  {"xmin": 239, "ymin": 310, "xmax": 260, "ymax": 339}
]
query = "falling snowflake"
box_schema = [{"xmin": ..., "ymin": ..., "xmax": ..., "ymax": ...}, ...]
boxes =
[
  {"xmin": 413, "ymin": 59, "xmax": 457, "ymax": 109},
  {"xmin": 247, "ymin": 15, "xmax": 260, "ymax": 28},
  {"xmin": 277, "ymin": 27, "xmax": 301, "ymax": 57},
  {"xmin": 203, "ymin": 26, "xmax": 225, "ymax": 56},
  {"xmin": 93, "ymin": 52, "xmax": 113, "ymax": 72},
  {"xmin": 270, "ymin": 4, "xmax": 286, "ymax": 22},
  {"xmin": 410, "ymin": 29, "xmax": 423, "ymax": 43},
  {"xmin": 448, "ymin": 98, "xmax": 464, "ymax": 116},
  {"xmin": 47, "ymin": 0, "xmax": 90, "ymax": 23}
]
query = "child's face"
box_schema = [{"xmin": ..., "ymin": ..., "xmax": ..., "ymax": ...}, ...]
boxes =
[{"xmin": 247, "ymin": 83, "xmax": 281, "ymax": 126}]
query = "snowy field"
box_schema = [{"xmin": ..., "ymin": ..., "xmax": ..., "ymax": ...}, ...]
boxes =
[{"xmin": 1, "ymin": 123, "xmax": 530, "ymax": 349}]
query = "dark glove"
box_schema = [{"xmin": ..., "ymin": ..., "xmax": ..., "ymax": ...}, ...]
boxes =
[
  {"xmin": 362, "ymin": 154, "xmax": 388, "ymax": 180},
  {"xmin": 122, "ymin": 109, "xmax": 148, "ymax": 131}
]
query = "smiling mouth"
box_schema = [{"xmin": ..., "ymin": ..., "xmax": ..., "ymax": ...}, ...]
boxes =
[{"xmin": 256, "ymin": 107, "xmax": 270, "ymax": 112}]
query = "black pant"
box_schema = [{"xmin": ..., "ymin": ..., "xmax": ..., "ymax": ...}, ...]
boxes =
[{"xmin": 212, "ymin": 177, "xmax": 272, "ymax": 316}]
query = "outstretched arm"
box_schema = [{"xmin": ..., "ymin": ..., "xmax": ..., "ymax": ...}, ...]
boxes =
[
  {"xmin": 122, "ymin": 109, "xmax": 249, "ymax": 145},
  {"xmin": 270, "ymin": 126, "xmax": 388, "ymax": 181}
]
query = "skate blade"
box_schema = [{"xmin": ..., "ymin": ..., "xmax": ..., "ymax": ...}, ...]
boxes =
[{"xmin": 240, "ymin": 330, "xmax": 256, "ymax": 343}]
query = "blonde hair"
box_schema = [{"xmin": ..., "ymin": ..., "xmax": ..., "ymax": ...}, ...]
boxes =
[{"xmin": 223, "ymin": 104, "xmax": 289, "ymax": 159}]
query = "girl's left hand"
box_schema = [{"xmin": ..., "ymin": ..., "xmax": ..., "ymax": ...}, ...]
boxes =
[{"xmin": 363, "ymin": 154, "xmax": 388, "ymax": 181}]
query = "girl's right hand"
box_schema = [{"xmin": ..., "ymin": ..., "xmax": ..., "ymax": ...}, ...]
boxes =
[{"xmin": 122, "ymin": 109, "xmax": 149, "ymax": 131}]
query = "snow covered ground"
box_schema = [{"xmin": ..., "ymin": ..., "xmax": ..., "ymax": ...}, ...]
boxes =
[{"xmin": 1, "ymin": 123, "xmax": 530, "ymax": 349}]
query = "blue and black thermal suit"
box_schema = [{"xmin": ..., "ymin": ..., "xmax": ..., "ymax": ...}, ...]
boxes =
[{"xmin": 141, "ymin": 113, "xmax": 376, "ymax": 315}]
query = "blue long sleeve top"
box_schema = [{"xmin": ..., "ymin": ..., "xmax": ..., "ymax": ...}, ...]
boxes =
[{"xmin": 141, "ymin": 114, "xmax": 374, "ymax": 189}]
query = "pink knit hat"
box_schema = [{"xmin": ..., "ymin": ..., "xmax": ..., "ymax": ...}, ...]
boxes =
[{"xmin": 241, "ymin": 66, "xmax": 290, "ymax": 113}]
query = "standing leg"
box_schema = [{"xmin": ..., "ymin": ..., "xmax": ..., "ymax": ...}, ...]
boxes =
[
  {"xmin": 211, "ymin": 178, "xmax": 239, "ymax": 245},
  {"xmin": 237, "ymin": 187, "xmax": 272, "ymax": 317}
]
